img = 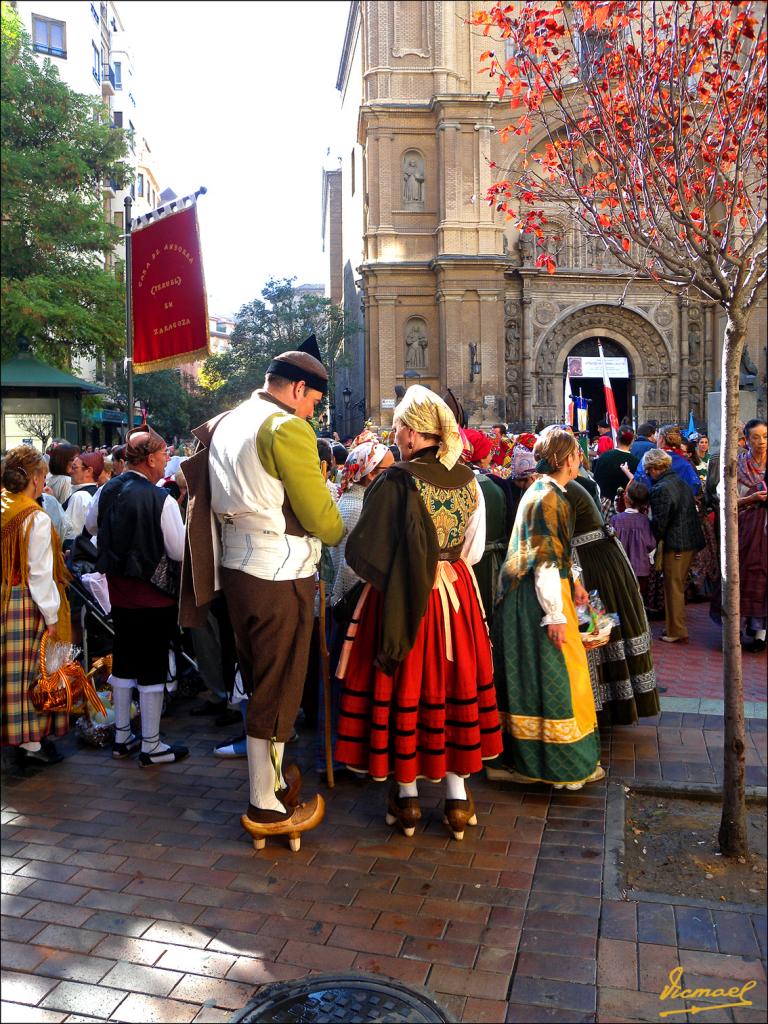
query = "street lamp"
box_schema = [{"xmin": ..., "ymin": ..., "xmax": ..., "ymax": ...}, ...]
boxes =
[{"xmin": 342, "ymin": 386, "xmax": 352, "ymax": 435}]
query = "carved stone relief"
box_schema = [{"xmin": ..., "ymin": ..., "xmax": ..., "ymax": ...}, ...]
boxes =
[
  {"xmin": 535, "ymin": 301, "xmax": 557, "ymax": 327},
  {"xmin": 654, "ymin": 303, "xmax": 673, "ymax": 328},
  {"xmin": 404, "ymin": 316, "xmax": 428, "ymax": 370},
  {"xmin": 402, "ymin": 151, "xmax": 425, "ymax": 208},
  {"xmin": 504, "ymin": 299, "xmax": 522, "ymax": 421},
  {"xmin": 688, "ymin": 302, "xmax": 703, "ymax": 365},
  {"xmin": 505, "ymin": 304, "xmax": 521, "ymax": 363},
  {"xmin": 518, "ymin": 234, "xmax": 534, "ymax": 266},
  {"xmin": 534, "ymin": 304, "xmax": 672, "ymax": 381}
]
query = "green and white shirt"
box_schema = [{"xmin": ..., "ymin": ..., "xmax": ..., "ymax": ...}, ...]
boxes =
[{"xmin": 209, "ymin": 390, "xmax": 344, "ymax": 581}]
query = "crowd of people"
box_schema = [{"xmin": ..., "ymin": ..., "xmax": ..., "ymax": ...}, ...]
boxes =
[{"xmin": 2, "ymin": 345, "xmax": 766, "ymax": 854}]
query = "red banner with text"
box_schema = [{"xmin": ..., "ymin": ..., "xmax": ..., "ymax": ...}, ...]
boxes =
[{"xmin": 131, "ymin": 205, "xmax": 209, "ymax": 373}]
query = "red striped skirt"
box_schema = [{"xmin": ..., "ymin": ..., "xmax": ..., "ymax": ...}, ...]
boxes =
[{"xmin": 335, "ymin": 559, "xmax": 502, "ymax": 783}]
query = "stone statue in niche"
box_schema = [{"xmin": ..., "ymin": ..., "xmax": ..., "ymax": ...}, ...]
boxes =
[
  {"xmin": 402, "ymin": 154, "xmax": 425, "ymax": 205},
  {"xmin": 405, "ymin": 320, "xmax": 428, "ymax": 370},
  {"xmin": 505, "ymin": 302, "xmax": 521, "ymax": 363},
  {"xmin": 647, "ymin": 379, "xmax": 657, "ymax": 404},
  {"xmin": 506, "ymin": 385, "xmax": 520, "ymax": 422},
  {"xmin": 518, "ymin": 234, "xmax": 534, "ymax": 265},
  {"xmin": 659, "ymin": 378, "xmax": 669, "ymax": 404},
  {"xmin": 688, "ymin": 327, "xmax": 701, "ymax": 364},
  {"xmin": 546, "ymin": 378, "xmax": 553, "ymax": 404},
  {"xmin": 505, "ymin": 325, "xmax": 519, "ymax": 363},
  {"xmin": 739, "ymin": 346, "xmax": 758, "ymax": 390}
]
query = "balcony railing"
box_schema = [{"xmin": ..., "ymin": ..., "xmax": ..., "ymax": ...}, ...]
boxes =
[{"xmin": 101, "ymin": 63, "xmax": 115, "ymax": 95}]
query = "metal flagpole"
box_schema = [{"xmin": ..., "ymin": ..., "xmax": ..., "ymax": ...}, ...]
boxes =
[{"xmin": 124, "ymin": 194, "xmax": 134, "ymax": 435}]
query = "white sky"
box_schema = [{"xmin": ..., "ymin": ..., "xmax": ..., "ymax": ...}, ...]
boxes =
[{"xmin": 123, "ymin": 1, "xmax": 351, "ymax": 318}]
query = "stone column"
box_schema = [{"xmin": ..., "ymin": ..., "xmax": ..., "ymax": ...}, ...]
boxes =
[
  {"xmin": 368, "ymin": 134, "xmax": 381, "ymax": 233},
  {"xmin": 474, "ymin": 122, "xmax": 498, "ymax": 251},
  {"xmin": 678, "ymin": 294, "xmax": 689, "ymax": 420},
  {"xmin": 378, "ymin": 133, "xmax": 395, "ymax": 232},
  {"xmin": 437, "ymin": 122, "xmax": 461, "ymax": 230},
  {"xmin": 439, "ymin": 290, "xmax": 465, "ymax": 394},
  {"xmin": 521, "ymin": 289, "xmax": 533, "ymax": 424},
  {"xmin": 704, "ymin": 302, "xmax": 716, "ymax": 395},
  {"xmin": 478, "ymin": 289, "xmax": 502, "ymax": 413},
  {"xmin": 376, "ymin": 297, "xmax": 397, "ymax": 424}
]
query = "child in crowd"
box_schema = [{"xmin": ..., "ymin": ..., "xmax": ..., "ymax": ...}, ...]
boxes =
[{"xmin": 611, "ymin": 480, "xmax": 656, "ymax": 602}]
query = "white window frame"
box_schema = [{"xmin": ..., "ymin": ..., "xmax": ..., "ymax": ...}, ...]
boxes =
[{"xmin": 32, "ymin": 15, "xmax": 67, "ymax": 59}]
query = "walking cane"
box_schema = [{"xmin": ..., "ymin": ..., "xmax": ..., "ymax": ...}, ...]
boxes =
[{"xmin": 318, "ymin": 578, "xmax": 335, "ymax": 789}]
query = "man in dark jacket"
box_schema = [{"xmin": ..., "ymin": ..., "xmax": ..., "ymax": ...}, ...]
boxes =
[
  {"xmin": 594, "ymin": 426, "xmax": 639, "ymax": 502},
  {"xmin": 630, "ymin": 423, "xmax": 657, "ymax": 460},
  {"xmin": 646, "ymin": 448, "xmax": 705, "ymax": 644}
]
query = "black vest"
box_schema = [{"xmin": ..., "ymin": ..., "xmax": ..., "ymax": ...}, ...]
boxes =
[
  {"xmin": 95, "ymin": 472, "xmax": 167, "ymax": 581},
  {"xmin": 63, "ymin": 483, "xmax": 98, "ymax": 511}
]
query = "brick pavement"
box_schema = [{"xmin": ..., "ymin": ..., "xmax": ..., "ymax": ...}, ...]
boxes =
[
  {"xmin": 1, "ymin": 629, "xmax": 766, "ymax": 1024},
  {"xmin": 650, "ymin": 602, "xmax": 766, "ymax": 703}
]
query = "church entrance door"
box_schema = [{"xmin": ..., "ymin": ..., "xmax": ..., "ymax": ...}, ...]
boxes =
[{"xmin": 564, "ymin": 337, "xmax": 633, "ymax": 435}]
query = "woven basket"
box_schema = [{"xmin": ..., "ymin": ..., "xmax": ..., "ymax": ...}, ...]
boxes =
[
  {"xmin": 30, "ymin": 634, "xmax": 107, "ymax": 717},
  {"xmin": 580, "ymin": 625, "xmax": 613, "ymax": 651}
]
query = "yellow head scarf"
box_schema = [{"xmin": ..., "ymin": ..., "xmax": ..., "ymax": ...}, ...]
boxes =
[{"xmin": 393, "ymin": 385, "xmax": 464, "ymax": 470}]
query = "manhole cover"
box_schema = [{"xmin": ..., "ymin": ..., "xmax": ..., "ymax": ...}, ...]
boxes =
[{"xmin": 230, "ymin": 972, "xmax": 453, "ymax": 1023}]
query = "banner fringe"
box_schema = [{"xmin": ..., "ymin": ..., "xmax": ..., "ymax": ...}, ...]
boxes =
[{"xmin": 134, "ymin": 344, "xmax": 210, "ymax": 375}]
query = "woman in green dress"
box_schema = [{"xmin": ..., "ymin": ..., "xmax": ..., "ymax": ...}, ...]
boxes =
[
  {"xmin": 491, "ymin": 429, "xmax": 603, "ymax": 790},
  {"xmin": 562, "ymin": 476, "xmax": 660, "ymax": 724}
]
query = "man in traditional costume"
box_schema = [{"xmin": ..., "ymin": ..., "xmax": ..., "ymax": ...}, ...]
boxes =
[
  {"xmin": 96, "ymin": 426, "xmax": 188, "ymax": 766},
  {"xmin": 180, "ymin": 339, "xmax": 344, "ymax": 851}
]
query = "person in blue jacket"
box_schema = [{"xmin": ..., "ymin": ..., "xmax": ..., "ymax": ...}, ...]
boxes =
[
  {"xmin": 634, "ymin": 425, "xmax": 701, "ymax": 496},
  {"xmin": 630, "ymin": 423, "xmax": 657, "ymax": 461}
]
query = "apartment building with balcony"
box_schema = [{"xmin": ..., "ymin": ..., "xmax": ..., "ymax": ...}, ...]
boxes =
[{"xmin": 13, "ymin": 2, "xmax": 164, "ymax": 380}]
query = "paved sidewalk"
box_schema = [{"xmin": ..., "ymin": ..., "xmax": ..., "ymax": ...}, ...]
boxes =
[{"xmin": 1, "ymin": 621, "xmax": 766, "ymax": 1023}]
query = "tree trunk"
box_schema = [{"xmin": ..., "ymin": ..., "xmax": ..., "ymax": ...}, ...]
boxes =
[{"xmin": 717, "ymin": 315, "xmax": 749, "ymax": 859}]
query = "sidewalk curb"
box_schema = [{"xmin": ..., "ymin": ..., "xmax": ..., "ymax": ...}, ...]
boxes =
[
  {"xmin": 604, "ymin": 780, "xmax": 766, "ymax": 916},
  {"xmin": 616, "ymin": 779, "xmax": 767, "ymax": 804}
]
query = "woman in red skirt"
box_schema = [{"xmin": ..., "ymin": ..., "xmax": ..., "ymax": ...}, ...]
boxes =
[{"xmin": 335, "ymin": 386, "xmax": 503, "ymax": 840}]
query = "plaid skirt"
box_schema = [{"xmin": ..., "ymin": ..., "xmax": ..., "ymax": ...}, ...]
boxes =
[{"xmin": 1, "ymin": 585, "xmax": 69, "ymax": 746}]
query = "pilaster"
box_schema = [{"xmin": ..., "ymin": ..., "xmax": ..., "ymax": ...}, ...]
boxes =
[
  {"xmin": 521, "ymin": 288, "xmax": 533, "ymax": 423},
  {"xmin": 678, "ymin": 295, "xmax": 689, "ymax": 419}
]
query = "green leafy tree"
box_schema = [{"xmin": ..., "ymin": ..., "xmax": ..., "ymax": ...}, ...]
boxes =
[
  {"xmin": 197, "ymin": 277, "xmax": 352, "ymax": 417},
  {"xmin": 0, "ymin": 3, "xmax": 130, "ymax": 368},
  {"xmin": 106, "ymin": 365, "xmax": 192, "ymax": 440}
]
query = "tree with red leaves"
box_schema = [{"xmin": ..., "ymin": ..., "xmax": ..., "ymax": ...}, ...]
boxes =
[{"xmin": 472, "ymin": 0, "xmax": 766, "ymax": 858}]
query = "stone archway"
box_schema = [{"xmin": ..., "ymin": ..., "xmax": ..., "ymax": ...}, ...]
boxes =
[{"xmin": 532, "ymin": 303, "xmax": 675, "ymax": 424}]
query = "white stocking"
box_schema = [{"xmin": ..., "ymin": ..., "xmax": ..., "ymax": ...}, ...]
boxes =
[
  {"xmin": 398, "ymin": 780, "xmax": 419, "ymax": 799},
  {"xmin": 247, "ymin": 737, "xmax": 286, "ymax": 812},
  {"xmin": 140, "ymin": 689, "xmax": 169, "ymax": 755},
  {"xmin": 445, "ymin": 773, "xmax": 467, "ymax": 801},
  {"xmin": 110, "ymin": 675, "xmax": 135, "ymax": 744}
]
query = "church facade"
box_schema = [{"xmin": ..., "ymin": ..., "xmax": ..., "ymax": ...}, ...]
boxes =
[{"xmin": 331, "ymin": 1, "xmax": 766, "ymax": 432}]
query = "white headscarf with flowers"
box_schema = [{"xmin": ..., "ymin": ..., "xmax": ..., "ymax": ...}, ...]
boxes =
[{"xmin": 339, "ymin": 442, "xmax": 390, "ymax": 492}]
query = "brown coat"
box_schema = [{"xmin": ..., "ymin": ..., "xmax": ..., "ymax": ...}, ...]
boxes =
[{"xmin": 178, "ymin": 412, "xmax": 229, "ymax": 628}]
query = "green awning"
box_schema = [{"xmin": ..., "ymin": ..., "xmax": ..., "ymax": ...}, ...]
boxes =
[{"xmin": 1, "ymin": 353, "xmax": 104, "ymax": 392}]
